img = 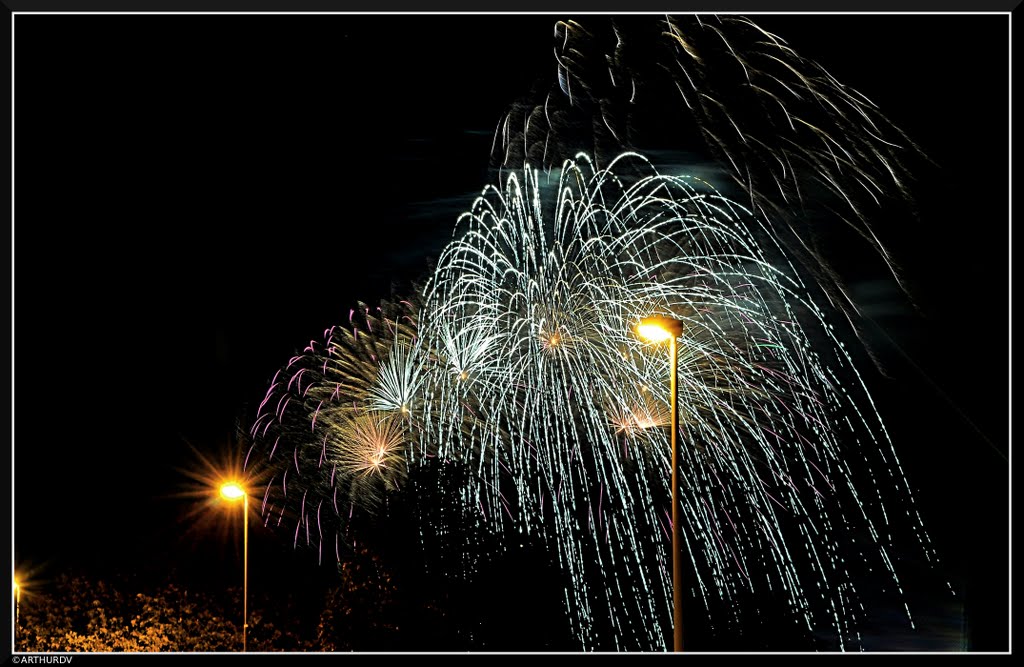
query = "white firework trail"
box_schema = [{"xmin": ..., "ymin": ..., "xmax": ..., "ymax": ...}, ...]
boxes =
[{"xmin": 495, "ymin": 15, "xmax": 928, "ymax": 341}]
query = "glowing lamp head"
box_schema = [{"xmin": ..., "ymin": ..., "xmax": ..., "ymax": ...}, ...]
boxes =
[
  {"xmin": 219, "ymin": 482, "xmax": 246, "ymax": 501},
  {"xmin": 637, "ymin": 315, "xmax": 684, "ymax": 343}
]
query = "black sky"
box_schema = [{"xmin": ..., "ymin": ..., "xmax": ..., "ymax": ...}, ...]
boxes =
[{"xmin": 12, "ymin": 13, "xmax": 1010, "ymax": 651}]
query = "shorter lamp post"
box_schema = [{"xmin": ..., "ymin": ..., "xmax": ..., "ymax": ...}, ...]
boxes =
[
  {"xmin": 13, "ymin": 579, "xmax": 20, "ymax": 644},
  {"xmin": 636, "ymin": 314, "xmax": 685, "ymax": 652},
  {"xmin": 219, "ymin": 482, "xmax": 248, "ymax": 653}
]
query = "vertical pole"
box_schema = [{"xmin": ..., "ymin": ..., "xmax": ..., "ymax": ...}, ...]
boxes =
[
  {"xmin": 243, "ymin": 494, "xmax": 248, "ymax": 653},
  {"xmin": 14, "ymin": 584, "xmax": 20, "ymax": 648},
  {"xmin": 670, "ymin": 337, "xmax": 683, "ymax": 652}
]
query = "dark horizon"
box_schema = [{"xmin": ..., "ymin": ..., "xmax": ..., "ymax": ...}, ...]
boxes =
[{"xmin": 11, "ymin": 12, "xmax": 1010, "ymax": 652}]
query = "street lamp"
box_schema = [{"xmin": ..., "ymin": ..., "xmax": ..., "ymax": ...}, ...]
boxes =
[
  {"xmin": 219, "ymin": 482, "xmax": 248, "ymax": 652},
  {"xmin": 636, "ymin": 314, "xmax": 685, "ymax": 652},
  {"xmin": 13, "ymin": 578, "xmax": 20, "ymax": 643}
]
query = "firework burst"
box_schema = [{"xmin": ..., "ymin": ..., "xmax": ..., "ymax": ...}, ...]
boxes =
[
  {"xmin": 249, "ymin": 300, "xmax": 423, "ymax": 561},
  {"xmin": 249, "ymin": 150, "xmax": 938, "ymax": 649},
  {"xmin": 404, "ymin": 152, "xmax": 937, "ymax": 650}
]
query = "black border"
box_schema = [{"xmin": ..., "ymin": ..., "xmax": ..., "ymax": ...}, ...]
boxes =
[{"xmin": 2, "ymin": 3, "xmax": 1015, "ymax": 663}]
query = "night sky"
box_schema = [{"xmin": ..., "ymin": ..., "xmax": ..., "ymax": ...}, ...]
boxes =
[{"xmin": 12, "ymin": 12, "xmax": 1009, "ymax": 652}]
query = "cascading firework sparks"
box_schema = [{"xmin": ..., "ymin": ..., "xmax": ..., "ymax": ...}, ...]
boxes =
[{"xmin": 250, "ymin": 153, "xmax": 937, "ymax": 650}]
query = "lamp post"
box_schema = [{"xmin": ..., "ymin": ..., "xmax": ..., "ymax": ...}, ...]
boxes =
[
  {"xmin": 13, "ymin": 579, "xmax": 20, "ymax": 645},
  {"xmin": 219, "ymin": 482, "xmax": 248, "ymax": 652},
  {"xmin": 636, "ymin": 314, "xmax": 685, "ymax": 652}
]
